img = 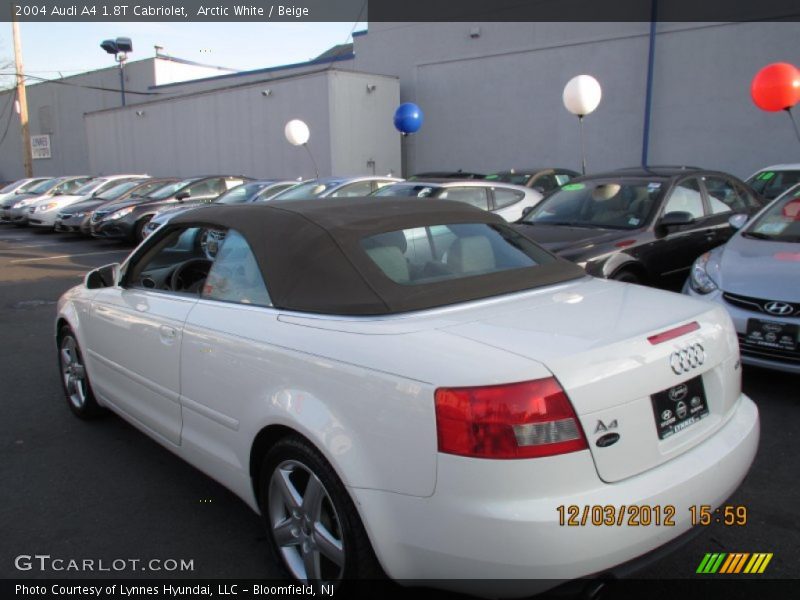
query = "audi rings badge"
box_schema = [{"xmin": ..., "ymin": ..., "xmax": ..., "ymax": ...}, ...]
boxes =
[{"xmin": 669, "ymin": 343, "xmax": 705, "ymax": 375}]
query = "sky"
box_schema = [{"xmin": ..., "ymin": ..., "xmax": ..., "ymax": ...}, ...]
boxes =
[{"xmin": 0, "ymin": 21, "xmax": 366, "ymax": 87}]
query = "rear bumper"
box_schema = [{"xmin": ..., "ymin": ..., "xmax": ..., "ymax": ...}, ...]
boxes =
[{"xmin": 351, "ymin": 393, "xmax": 758, "ymax": 596}]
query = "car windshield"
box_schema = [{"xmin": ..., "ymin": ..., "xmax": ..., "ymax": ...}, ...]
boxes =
[
  {"xmin": 373, "ymin": 183, "xmax": 440, "ymax": 197},
  {"xmin": 1, "ymin": 181, "xmax": 23, "ymax": 193},
  {"xmin": 521, "ymin": 180, "xmax": 663, "ymax": 230},
  {"xmin": 131, "ymin": 179, "xmax": 174, "ymax": 198},
  {"xmin": 98, "ymin": 180, "xmax": 141, "ymax": 200},
  {"xmin": 742, "ymin": 186, "xmax": 800, "ymax": 243},
  {"xmin": 149, "ymin": 178, "xmax": 197, "ymax": 200},
  {"xmin": 361, "ymin": 222, "xmax": 556, "ymax": 285},
  {"xmin": 215, "ymin": 182, "xmax": 269, "ymax": 205},
  {"xmin": 254, "ymin": 183, "xmax": 297, "ymax": 201},
  {"xmin": 27, "ymin": 178, "xmax": 60, "ymax": 194},
  {"xmin": 73, "ymin": 180, "xmax": 103, "ymax": 196},
  {"xmin": 746, "ymin": 169, "xmax": 800, "ymax": 200},
  {"xmin": 271, "ymin": 179, "xmax": 346, "ymax": 200}
]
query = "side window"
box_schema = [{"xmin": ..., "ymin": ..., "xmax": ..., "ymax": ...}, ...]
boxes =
[
  {"xmin": 330, "ymin": 181, "xmax": 375, "ymax": 197},
  {"xmin": 555, "ymin": 172, "xmax": 576, "ymax": 186},
  {"xmin": 492, "ymin": 187, "xmax": 526, "ymax": 209},
  {"xmin": 185, "ymin": 179, "xmax": 225, "ymax": 198},
  {"xmin": 201, "ymin": 230, "xmax": 271, "ymax": 307},
  {"xmin": 224, "ymin": 178, "xmax": 245, "ymax": 190},
  {"xmin": 531, "ymin": 175, "xmax": 557, "ymax": 193},
  {"xmin": 437, "ymin": 187, "xmax": 490, "ymax": 210},
  {"xmin": 127, "ymin": 226, "xmax": 216, "ymax": 294},
  {"xmin": 663, "ymin": 179, "xmax": 705, "ymax": 219},
  {"xmin": 734, "ymin": 182, "xmax": 762, "ymax": 210},
  {"xmin": 372, "ymin": 180, "xmax": 396, "ymax": 193},
  {"xmin": 704, "ymin": 176, "xmax": 745, "ymax": 214}
]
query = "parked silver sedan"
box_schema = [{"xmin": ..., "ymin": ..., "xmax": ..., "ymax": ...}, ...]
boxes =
[
  {"xmin": 684, "ymin": 183, "xmax": 800, "ymax": 373},
  {"xmin": 373, "ymin": 179, "xmax": 542, "ymax": 222}
]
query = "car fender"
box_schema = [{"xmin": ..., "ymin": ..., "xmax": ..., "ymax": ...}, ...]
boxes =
[{"xmin": 599, "ymin": 253, "xmax": 649, "ymax": 280}]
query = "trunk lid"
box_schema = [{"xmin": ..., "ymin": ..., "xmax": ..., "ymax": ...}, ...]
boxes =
[{"xmin": 441, "ymin": 277, "xmax": 742, "ymax": 482}]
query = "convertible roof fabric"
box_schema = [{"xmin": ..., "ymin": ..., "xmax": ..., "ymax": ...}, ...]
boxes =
[{"xmin": 170, "ymin": 197, "xmax": 585, "ymax": 315}]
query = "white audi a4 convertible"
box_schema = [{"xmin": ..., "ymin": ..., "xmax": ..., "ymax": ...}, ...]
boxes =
[{"xmin": 56, "ymin": 198, "xmax": 759, "ymax": 596}]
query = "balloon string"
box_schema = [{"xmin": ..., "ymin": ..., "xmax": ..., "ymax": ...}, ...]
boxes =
[
  {"xmin": 786, "ymin": 108, "xmax": 800, "ymax": 147},
  {"xmin": 579, "ymin": 115, "xmax": 586, "ymax": 175},
  {"xmin": 303, "ymin": 143, "xmax": 319, "ymax": 179}
]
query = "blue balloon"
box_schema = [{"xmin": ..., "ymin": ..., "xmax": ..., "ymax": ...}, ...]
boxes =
[{"xmin": 393, "ymin": 103, "xmax": 424, "ymax": 134}]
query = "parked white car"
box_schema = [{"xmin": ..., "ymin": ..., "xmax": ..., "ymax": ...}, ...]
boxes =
[
  {"xmin": 0, "ymin": 177, "xmax": 50, "ymax": 203},
  {"xmin": 2, "ymin": 176, "xmax": 91, "ymax": 225},
  {"xmin": 56, "ymin": 198, "xmax": 758, "ymax": 596},
  {"xmin": 374, "ymin": 179, "xmax": 542, "ymax": 221},
  {"xmin": 28, "ymin": 174, "xmax": 148, "ymax": 228}
]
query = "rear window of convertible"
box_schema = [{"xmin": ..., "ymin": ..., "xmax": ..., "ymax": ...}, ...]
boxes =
[{"xmin": 360, "ymin": 223, "xmax": 556, "ymax": 285}]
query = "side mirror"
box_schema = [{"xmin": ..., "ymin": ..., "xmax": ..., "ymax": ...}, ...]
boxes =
[
  {"xmin": 660, "ymin": 211, "xmax": 695, "ymax": 228},
  {"xmin": 728, "ymin": 213, "xmax": 748, "ymax": 230},
  {"xmin": 175, "ymin": 191, "xmax": 190, "ymax": 201},
  {"xmin": 521, "ymin": 206, "xmax": 534, "ymax": 218},
  {"xmin": 85, "ymin": 263, "xmax": 120, "ymax": 289}
]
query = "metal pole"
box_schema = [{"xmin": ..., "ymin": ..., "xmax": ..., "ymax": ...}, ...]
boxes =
[
  {"xmin": 579, "ymin": 115, "xmax": 586, "ymax": 175},
  {"xmin": 785, "ymin": 107, "xmax": 800, "ymax": 146},
  {"xmin": 11, "ymin": 15, "xmax": 33, "ymax": 177},
  {"xmin": 119, "ymin": 59, "xmax": 126, "ymax": 107},
  {"xmin": 641, "ymin": 1, "xmax": 658, "ymax": 167}
]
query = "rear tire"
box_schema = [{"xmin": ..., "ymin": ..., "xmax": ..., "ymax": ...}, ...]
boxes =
[
  {"xmin": 257, "ymin": 436, "xmax": 384, "ymax": 589},
  {"xmin": 58, "ymin": 326, "xmax": 102, "ymax": 419}
]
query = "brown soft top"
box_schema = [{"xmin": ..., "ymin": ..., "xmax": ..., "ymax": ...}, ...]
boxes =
[{"xmin": 169, "ymin": 197, "xmax": 584, "ymax": 315}]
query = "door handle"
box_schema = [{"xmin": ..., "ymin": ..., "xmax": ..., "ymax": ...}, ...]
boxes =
[{"xmin": 159, "ymin": 325, "xmax": 178, "ymax": 341}]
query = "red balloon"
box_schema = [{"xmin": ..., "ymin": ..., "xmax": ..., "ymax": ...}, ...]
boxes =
[{"xmin": 750, "ymin": 62, "xmax": 800, "ymax": 112}]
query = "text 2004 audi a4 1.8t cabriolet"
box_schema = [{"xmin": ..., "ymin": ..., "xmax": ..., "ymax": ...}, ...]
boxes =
[{"xmin": 56, "ymin": 198, "xmax": 758, "ymax": 595}]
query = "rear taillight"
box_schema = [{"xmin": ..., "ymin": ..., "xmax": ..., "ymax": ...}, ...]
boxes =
[
  {"xmin": 647, "ymin": 321, "xmax": 700, "ymax": 345},
  {"xmin": 434, "ymin": 378, "xmax": 588, "ymax": 459}
]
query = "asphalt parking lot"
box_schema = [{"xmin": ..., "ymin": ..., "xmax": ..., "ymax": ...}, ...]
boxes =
[{"xmin": 0, "ymin": 227, "xmax": 797, "ymax": 591}]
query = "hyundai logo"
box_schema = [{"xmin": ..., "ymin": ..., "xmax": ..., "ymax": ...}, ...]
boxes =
[
  {"xmin": 764, "ymin": 301, "xmax": 793, "ymax": 316},
  {"xmin": 669, "ymin": 343, "xmax": 705, "ymax": 375},
  {"xmin": 668, "ymin": 384, "xmax": 689, "ymax": 402}
]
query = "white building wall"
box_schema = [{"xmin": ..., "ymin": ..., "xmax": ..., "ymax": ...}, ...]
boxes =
[
  {"xmin": 328, "ymin": 70, "xmax": 401, "ymax": 177},
  {"xmin": 0, "ymin": 56, "xmax": 245, "ymax": 180},
  {"xmin": 85, "ymin": 69, "xmax": 400, "ymax": 180}
]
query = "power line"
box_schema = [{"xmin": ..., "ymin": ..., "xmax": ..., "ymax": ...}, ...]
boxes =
[{"xmin": 0, "ymin": 71, "xmax": 162, "ymax": 96}]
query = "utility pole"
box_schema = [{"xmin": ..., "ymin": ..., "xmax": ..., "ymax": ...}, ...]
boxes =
[{"xmin": 11, "ymin": 14, "xmax": 33, "ymax": 177}]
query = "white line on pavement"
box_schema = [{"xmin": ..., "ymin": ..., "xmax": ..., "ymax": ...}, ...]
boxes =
[{"xmin": 9, "ymin": 250, "xmax": 129, "ymax": 264}]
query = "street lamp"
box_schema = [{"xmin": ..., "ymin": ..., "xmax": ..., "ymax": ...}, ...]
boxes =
[{"xmin": 100, "ymin": 37, "xmax": 133, "ymax": 107}]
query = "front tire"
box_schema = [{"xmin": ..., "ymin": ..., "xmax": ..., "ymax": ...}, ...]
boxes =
[
  {"xmin": 133, "ymin": 216, "xmax": 152, "ymax": 244},
  {"xmin": 258, "ymin": 436, "xmax": 383, "ymax": 587},
  {"xmin": 58, "ymin": 326, "xmax": 102, "ymax": 419},
  {"xmin": 610, "ymin": 268, "xmax": 642, "ymax": 284}
]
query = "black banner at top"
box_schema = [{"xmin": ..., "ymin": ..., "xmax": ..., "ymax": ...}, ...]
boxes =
[{"xmin": 1, "ymin": 0, "xmax": 800, "ymax": 22}]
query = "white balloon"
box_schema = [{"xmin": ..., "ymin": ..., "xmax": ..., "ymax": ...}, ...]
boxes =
[
  {"xmin": 284, "ymin": 119, "xmax": 310, "ymax": 146},
  {"xmin": 562, "ymin": 75, "xmax": 602, "ymax": 116}
]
